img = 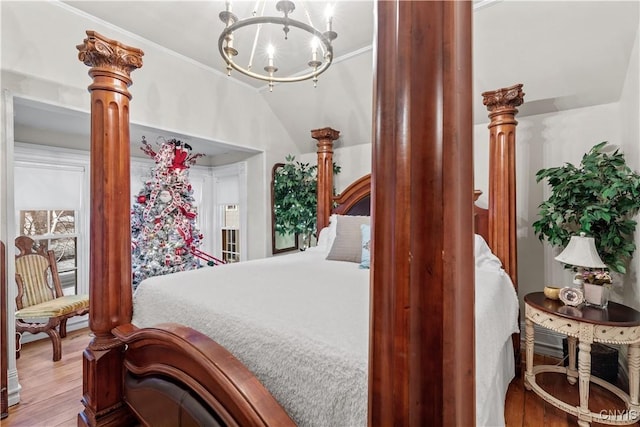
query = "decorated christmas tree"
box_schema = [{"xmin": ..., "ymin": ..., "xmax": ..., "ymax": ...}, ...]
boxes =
[{"xmin": 131, "ymin": 137, "xmax": 214, "ymax": 290}]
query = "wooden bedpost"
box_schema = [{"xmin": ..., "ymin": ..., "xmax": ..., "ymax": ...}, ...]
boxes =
[
  {"xmin": 482, "ymin": 83, "xmax": 524, "ymax": 376},
  {"xmin": 77, "ymin": 31, "xmax": 143, "ymax": 427},
  {"xmin": 482, "ymin": 84, "xmax": 523, "ymax": 287},
  {"xmin": 370, "ymin": 2, "xmax": 474, "ymax": 425},
  {"xmin": 312, "ymin": 127, "xmax": 340, "ymax": 233}
]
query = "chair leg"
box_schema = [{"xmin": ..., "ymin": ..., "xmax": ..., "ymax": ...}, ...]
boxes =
[
  {"xmin": 15, "ymin": 333, "xmax": 21, "ymax": 360},
  {"xmin": 59, "ymin": 318, "xmax": 68, "ymax": 338},
  {"xmin": 45, "ymin": 328, "xmax": 62, "ymax": 362}
]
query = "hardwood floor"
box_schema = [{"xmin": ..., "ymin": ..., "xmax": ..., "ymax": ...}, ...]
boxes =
[
  {"xmin": 505, "ymin": 354, "xmax": 639, "ymax": 427},
  {"xmin": 5, "ymin": 328, "xmax": 90, "ymax": 427},
  {"xmin": 3, "ymin": 334, "xmax": 639, "ymax": 427}
]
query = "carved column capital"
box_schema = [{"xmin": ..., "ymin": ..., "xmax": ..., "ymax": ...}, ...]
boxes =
[
  {"xmin": 77, "ymin": 30, "xmax": 143, "ymax": 75},
  {"xmin": 482, "ymin": 83, "xmax": 525, "ymax": 114},
  {"xmin": 77, "ymin": 31, "xmax": 144, "ymax": 98},
  {"xmin": 311, "ymin": 127, "xmax": 340, "ymax": 147}
]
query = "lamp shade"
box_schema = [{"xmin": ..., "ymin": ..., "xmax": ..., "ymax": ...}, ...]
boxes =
[{"xmin": 555, "ymin": 233, "xmax": 607, "ymax": 268}]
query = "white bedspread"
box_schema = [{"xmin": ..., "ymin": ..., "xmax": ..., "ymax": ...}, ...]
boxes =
[
  {"xmin": 133, "ymin": 247, "xmax": 519, "ymax": 426},
  {"xmin": 475, "ymin": 267, "xmax": 520, "ymax": 426}
]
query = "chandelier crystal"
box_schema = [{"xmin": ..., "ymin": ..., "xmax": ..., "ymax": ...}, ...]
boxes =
[{"xmin": 218, "ymin": 0, "xmax": 338, "ymax": 91}]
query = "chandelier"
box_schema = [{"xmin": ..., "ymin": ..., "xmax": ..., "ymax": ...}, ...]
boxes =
[{"xmin": 218, "ymin": 0, "xmax": 338, "ymax": 91}]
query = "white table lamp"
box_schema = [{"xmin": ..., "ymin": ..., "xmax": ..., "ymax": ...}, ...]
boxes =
[{"xmin": 555, "ymin": 232, "xmax": 607, "ymax": 269}]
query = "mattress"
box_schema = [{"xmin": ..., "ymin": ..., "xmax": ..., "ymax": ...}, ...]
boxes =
[{"xmin": 133, "ymin": 240, "xmax": 519, "ymax": 426}]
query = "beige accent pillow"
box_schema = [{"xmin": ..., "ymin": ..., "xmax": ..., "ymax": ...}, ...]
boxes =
[{"xmin": 326, "ymin": 215, "xmax": 371, "ymax": 263}]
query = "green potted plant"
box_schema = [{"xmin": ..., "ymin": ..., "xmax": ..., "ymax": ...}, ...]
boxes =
[
  {"xmin": 273, "ymin": 155, "xmax": 340, "ymax": 249},
  {"xmin": 533, "ymin": 142, "xmax": 640, "ymax": 295}
]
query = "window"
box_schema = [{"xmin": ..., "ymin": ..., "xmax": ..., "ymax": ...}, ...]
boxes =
[
  {"xmin": 221, "ymin": 204, "xmax": 240, "ymax": 263},
  {"xmin": 214, "ymin": 164, "xmax": 247, "ymax": 262},
  {"xmin": 16, "ymin": 210, "xmax": 79, "ymax": 295}
]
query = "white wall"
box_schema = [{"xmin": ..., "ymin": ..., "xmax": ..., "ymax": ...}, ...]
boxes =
[
  {"xmin": 332, "ymin": 144, "xmax": 372, "ymax": 193},
  {"xmin": 299, "ymin": 142, "xmax": 372, "ymax": 194},
  {"xmin": 246, "ymin": 152, "xmax": 271, "ymax": 259},
  {"xmin": 261, "ymin": 49, "xmax": 374, "ymax": 151},
  {"xmin": 620, "ymin": 25, "xmax": 640, "ymax": 311}
]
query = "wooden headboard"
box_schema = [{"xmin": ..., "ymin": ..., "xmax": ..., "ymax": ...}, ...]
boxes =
[
  {"xmin": 323, "ymin": 173, "xmax": 491, "ymax": 244},
  {"xmin": 332, "ymin": 175, "xmax": 371, "ymax": 216}
]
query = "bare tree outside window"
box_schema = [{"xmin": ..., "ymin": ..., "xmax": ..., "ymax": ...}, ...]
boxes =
[{"xmin": 17, "ymin": 210, "xmax": 78, "ymax": 294}]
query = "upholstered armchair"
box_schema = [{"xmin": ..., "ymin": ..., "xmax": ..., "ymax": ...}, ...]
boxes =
[{"xmin": 14, "ymin": 236, "xmax": 89, "ymax": 361}]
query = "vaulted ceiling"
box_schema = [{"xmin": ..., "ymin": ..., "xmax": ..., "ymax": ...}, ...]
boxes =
[{"xmin": 15, "ymin": 1, "xmax": 640, "ymax": 159}]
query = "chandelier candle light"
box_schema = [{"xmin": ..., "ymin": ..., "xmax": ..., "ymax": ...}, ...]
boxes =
[{"xmin": 219, "ymin": 0, "xmax": 337, "ymax": 91}]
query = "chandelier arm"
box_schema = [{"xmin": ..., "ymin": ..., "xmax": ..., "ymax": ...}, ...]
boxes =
[
  {"xmin": 299, "ymin": 0, "xmax": 324, "ymax": 57},
  {"xmin": 247, "ymin": 24, "xmax": 262, "ymax": 71},
  {"xmin": 218, "ymin": 16, "xmax": 334, "ymax": 84},
  {"xmin": 299, "ymin": 0, "xmax": 316, "ymax": 28},
  {"xmin": 247, "ymin": 0, "xmax": 267, "ymax": 71}
]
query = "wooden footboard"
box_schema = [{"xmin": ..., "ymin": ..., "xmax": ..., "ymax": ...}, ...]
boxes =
[{"xmin": 113, "ymin": 323, "xmax": 295, "ymax": 427}]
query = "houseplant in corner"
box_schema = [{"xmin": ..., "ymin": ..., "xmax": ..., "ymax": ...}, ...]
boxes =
[
  {"xmin": 533, "ymin": 142, "xmax": 640, "ymax": 305},
  {"xmin": 273, "ymin": 155, "xmax": 340, "ymax": 249}
]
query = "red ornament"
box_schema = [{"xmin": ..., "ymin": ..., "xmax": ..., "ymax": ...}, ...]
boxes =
[
  {"xmin": 171, "ymin": 147, "xmax": 189, "ymax": 170},
  {"xmin": 137, "ymin": 195, "xmax": 147, "ymax": 204}
]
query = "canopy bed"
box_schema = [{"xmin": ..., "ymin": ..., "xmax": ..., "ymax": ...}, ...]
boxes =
[{"xmin": 76, "ymin": 2, "xmax": 524, "ymax": 426}]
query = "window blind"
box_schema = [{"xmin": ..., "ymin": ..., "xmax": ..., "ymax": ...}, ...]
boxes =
[
  {"xmin": 14, "ymin": 163, "xmax": 85, "ymax": 210},
  {"xmin": 216, "ymin": 175, "xmax": 239, "ymax": 205}
]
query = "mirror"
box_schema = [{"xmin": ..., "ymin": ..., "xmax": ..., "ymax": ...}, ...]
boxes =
[{"xmin": 271, "ymin": 163, "xmax": 299, "ymax": 254}]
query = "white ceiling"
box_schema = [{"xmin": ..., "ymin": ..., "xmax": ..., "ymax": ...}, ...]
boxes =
[
  {"xmin": 474, "ymin": 1, "xmax": 638, "ymax": 120},
  {"xmin": 15, "ymin": 1, "xmax": 640, "ymax": 159},
  {"xmin": 65, "ymin": 0, "xmax": 375, "ymax": 90}
]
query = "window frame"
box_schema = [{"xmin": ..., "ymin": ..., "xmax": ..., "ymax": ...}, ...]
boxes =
[
  {"xmin": 220, "ymin": 204, "xmax": 240, "ymax": 263},
  {"xmin": 14, "ymin": 145, "xmax": 91, "ymax": 299}
]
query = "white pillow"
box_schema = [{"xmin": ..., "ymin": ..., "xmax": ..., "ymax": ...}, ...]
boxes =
[
  {"xmin": 326, "ymin": 215, "xmax": 371, "ymax": 263},
  {"xmin": 317, "ymin": 214, "xmax": 338, "ymax": 251},
  {"xmin": 474, "ymin": 234, "xmax": 503, "ymax": 271}
]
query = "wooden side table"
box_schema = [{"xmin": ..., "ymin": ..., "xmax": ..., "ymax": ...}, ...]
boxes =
[{"xmin": 524, "ymin": 292, "xmax": 640, "ymax": 426}]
